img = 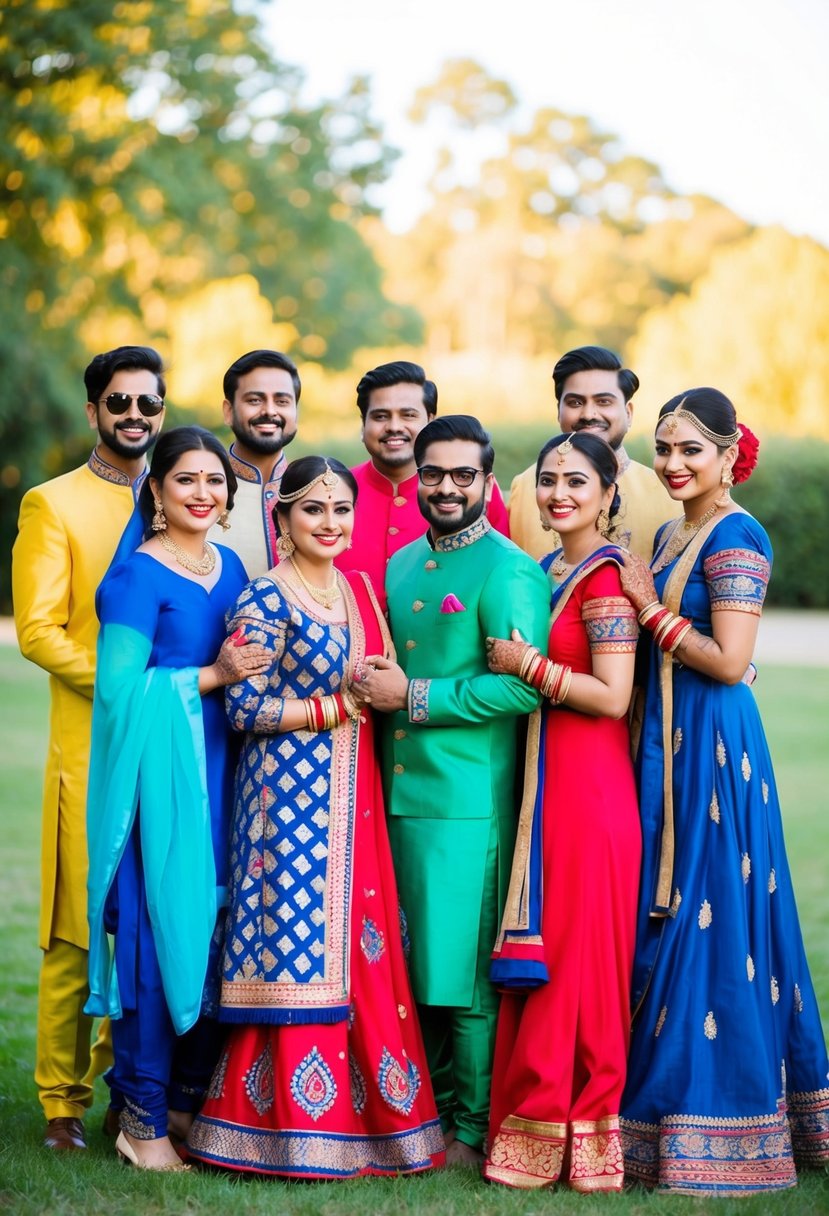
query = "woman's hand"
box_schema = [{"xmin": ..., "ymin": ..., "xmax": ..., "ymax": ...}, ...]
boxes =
[
  {"xmin": 206, "ymin": 628, "xmax": 272, "ymax": 691},
  {"xmin": 485, "ymin": 629, "xmax": 535, "ymax": 677},
  {"xmin": 619, "ymin": 553, "xmax": 659, "ymax": 615}
]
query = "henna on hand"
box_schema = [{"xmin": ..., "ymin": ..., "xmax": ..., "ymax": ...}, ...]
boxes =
[
  {"xmin": 619, "ymin": 553, "xmax": 659, "ymax": 614},
  {"xmin": 213, "ymin": 633, "xmax": 272, "ymax": 686},
  {"xmin": 485, "ymin": 636, "xmax": 532, "ymax": 677}
]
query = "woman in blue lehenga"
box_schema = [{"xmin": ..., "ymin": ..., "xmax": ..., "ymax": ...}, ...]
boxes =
[
  {"xmin": 86, "ymin": 427, "xmax": 270, "ymax": 1170},
  {"xmin": 619, "ymin": 388, "xmax": 829, "ymax": 1196}
]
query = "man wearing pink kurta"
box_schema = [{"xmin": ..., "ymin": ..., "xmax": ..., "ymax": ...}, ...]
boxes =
[{"xmin": 336, "ymin": 361, "xmax": 509, "ymax": 608}]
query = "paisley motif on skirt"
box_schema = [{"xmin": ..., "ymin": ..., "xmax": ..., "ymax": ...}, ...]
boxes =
[
  {"xmin": 349, "ymin": 1052, "xmax": 367, "ymax": 1115},
  {"xmin": 377, "ymin": 1047, "xmax": 420, "ymax": 1116},
  {"xmin": 243, "ymin": 1041, "xmax": 274, "ymax": 1116},
  {"xmin": 290, "ymin": 1045, "xmax": 338, "ymax": 1122},
  {"xmin": 207, "ymin": 1049, "xmax": 230, "ymax": 1101},
  {"xmin": 360, "ymin": 916, "xmax": 385, "ymax": 964}
]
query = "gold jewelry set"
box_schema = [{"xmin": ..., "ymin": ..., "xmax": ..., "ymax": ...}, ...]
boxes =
[
  {"xmin": 651, "ymin": 500, "xmax": 721, "ymax": 573},
  {"xmin": 287, "ymin": 558, "xmax": 341, "ymax": 610},
  {"xmin": 660, "ymin": 404, "xmax": 740, "ymax": 447},
  {"xmin": 157, "ymin": 529, "xmax": 216, "ymax": 575},
  {"xmin": 151, "ymin": 493, "xmax": 228, "ymax": 576}
]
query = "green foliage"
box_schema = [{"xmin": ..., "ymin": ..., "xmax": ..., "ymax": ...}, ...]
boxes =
[
  {"xmin": 731, "ymin": 438, "xmax": 829, "ymax": 608},
  {"xmin": 0, "ymin": 0, "xmax": 420, "ymax": 604}
]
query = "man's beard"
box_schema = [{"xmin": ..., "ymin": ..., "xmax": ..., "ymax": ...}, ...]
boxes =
[
  {"xmin": 233, "ymin": 417, "xmax": 297, "ymax": 456},
  {"xmin": 100, "ymin": 420, "xmax": 159, "ymax": 460},
  {"xmin": 421, "ymin": 490, "xmax": 486, "ymax": 536}
]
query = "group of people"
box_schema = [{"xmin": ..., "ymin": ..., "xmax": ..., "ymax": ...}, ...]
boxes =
[{"xmin": 12, "ymin": 342, "xmax": 829, "ymax": 1196}]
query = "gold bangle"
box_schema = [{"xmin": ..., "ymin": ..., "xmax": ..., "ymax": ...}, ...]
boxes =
[
  {"xmin": 518, "ymin": 645, "xmax": 541, "ymax": 683},
  {"xmin": 556, "ymin": 667, "xmax": 573, "ymax": 704},
  {"xmin": 639, "ymin": 601, "xmax": 664, "ymax": 627}
]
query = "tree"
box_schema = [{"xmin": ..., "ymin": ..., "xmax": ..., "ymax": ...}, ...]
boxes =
[
  {"xmin": 0, "ymin": 0, "xmax": 419, "ymax": 604},
  {"xmin": 630, "ymin": 227, "xmax": 829, "ymax": 434},
  {"xmin": 374, "ymin": 63, "xmax": 750, "ymax": 370}
]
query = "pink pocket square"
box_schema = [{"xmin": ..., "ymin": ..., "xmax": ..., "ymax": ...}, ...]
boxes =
[{"xmin": 440, "ymin": 593, "xmax": 466, "ymax": 613}]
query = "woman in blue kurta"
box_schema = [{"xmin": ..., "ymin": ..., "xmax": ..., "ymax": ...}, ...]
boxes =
[
  {"xmin": 619, "ymin": 389, "xmax": 829, "ymax": 1196},
  {"xmin": 86, "ymin": 426, "xmax": 270, "ymax": 1170}
]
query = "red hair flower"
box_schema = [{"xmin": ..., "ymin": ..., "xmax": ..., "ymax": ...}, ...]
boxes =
[{"xmin": 732, "ymin": 423, "xmax": 759, "ymax": 484}]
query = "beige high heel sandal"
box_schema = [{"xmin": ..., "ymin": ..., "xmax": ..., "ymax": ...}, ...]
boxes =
[{"xmin": 115, "ymin": 1130, "xmax": 192, "ymax": 1172}]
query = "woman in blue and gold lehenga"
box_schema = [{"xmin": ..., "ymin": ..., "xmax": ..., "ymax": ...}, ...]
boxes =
[
  {"xmin": 619, "ymin": 388, "xmax": 829, "ymax": 1196},
  {"xmin": 186, "ymin": 456, "xmax": 444, "ymax": 1179},
  {"xmin": 86, "ymin": 426, "xmax": 271, "ymax": 1170}
]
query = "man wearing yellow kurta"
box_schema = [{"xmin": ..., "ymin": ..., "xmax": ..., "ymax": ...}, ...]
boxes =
[
  {"xmin": 12, "ymin": 347, "xmax": 166, "ymax": 1150},
  {"xmin": 208, "ymin": 349, "xmax": 300, "ymax": 576},
  {"xmin": 509, "ymin": 346, "xmax": 676, "ymax": 561}
]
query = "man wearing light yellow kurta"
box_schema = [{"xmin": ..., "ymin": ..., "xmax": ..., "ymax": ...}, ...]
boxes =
[
  {"xmin": 509, "ymin": 346, "xmax": 676, "ymax": 561},
  {"xmin": 12, "ymin": 346, "xmax": 165, "ymax": 1149}
]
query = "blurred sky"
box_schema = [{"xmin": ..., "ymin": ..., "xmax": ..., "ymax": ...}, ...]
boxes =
[{"xmin": 263, "ymin": 0, "xmax": 829, "ymax": 246}]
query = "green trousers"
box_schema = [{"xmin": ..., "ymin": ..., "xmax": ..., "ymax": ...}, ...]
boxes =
[{"xmin": 416, "ymin": 824, "xmax": 500, "ymax": 1151}]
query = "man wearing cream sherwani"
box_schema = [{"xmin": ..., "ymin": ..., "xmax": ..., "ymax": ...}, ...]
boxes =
[{"xmin": 12, "ymin": 346, "xmax": 165, "ymax": 1150}]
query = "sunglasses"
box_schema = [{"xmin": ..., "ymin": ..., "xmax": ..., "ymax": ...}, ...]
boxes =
[
  {"xmin": 417, "ymin": 466, "xmax": 483, "ymax": 488},
  {"xmin": 99, "ymin": 392, "xmax": 165, "ymax": 417}
]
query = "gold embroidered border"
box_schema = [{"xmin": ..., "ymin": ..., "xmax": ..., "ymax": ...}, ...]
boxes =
[
  {"xmin": 620, "ymin": 1109, "xmax": 799, "ymax": 1194},
  {"xmin": 485, "ymin": 1117, "xmax": 566, "ymax": 1187},
  {"xmin": 188, "ymin": 1115, "xmax": 445, "ymax": 1175}
]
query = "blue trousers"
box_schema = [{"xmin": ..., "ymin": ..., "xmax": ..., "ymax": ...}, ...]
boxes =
[{"xmin": 107, "ymin": 828, "xmax": 222, "ymax": 1138}]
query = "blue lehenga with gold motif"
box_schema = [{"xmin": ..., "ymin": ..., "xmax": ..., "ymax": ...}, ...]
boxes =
[
  {"xmin": 186, "ymin": 572, "xmax": 444, "ymax": 1178},
  {"xmin": 621, "ymin": 510, "xmax": 829, "ymax": 1195}
]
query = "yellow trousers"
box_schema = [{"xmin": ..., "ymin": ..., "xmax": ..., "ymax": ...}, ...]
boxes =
[{"xmin": 35, "ymin": 937, "xmax": 112, "ymax": 1120}]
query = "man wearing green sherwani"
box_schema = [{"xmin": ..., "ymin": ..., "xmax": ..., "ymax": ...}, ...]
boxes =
[{"xmin": 356, "ymin": 415, "xmax": 550, "ymax": 1164}]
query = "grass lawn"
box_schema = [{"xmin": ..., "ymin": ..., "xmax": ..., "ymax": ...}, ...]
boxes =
[{"xmin": 1, "ymin": 645, "xmax": 828, "ymax": 1214}]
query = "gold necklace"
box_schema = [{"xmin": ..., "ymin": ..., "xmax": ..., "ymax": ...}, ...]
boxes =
[
  {"xmin": 652, "ymin": 502, "xmax": 721, "ymax": 573},
  {"xmin": 289, "ymin": 558, "xmax": 341, "ymax": 609},
  {"xmin": 158, "ymin": 531, "xmax": 216, "ymax": 576}
]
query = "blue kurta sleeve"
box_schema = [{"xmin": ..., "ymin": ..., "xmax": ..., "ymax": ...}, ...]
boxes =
[
  {"xmin": 86, "ymin": 559, "xmax": 216, "ymax": 1035},
  {"xmin": 224, "ymin": 577, "xmax": 290, "ymax": 733}
]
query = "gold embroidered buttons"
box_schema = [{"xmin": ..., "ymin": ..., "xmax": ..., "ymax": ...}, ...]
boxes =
[
  {"xmin": 405, "ymin": 640, "xmax": 416, "ymax": 650},
  {"xmin": 424, "ymin": 559, "xmax": 437, "ymax": 570},
  {"xmin": 412, "ymin": 600, "xmax": 424, "ymax": 612},
  {"xmin": 393, "ymin": 495, "xmax": 407, "ymax": 506},
  {"xmin": 394, "ymin": 729, "xmax": 407, "ymax": 740},
  {"xmin": 393, "ymin": 763, "xmax": 404, "ymax": 774}
]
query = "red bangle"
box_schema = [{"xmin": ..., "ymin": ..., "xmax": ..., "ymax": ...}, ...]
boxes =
[
  {"xmin": 311, "ymin": 698, "xmax": 325, "ymax": 730},
  {"xmin": 529, "ymin": 657, "xmax": 549, "ymax": 690},
  {"xmin": 331, "ymin": 693, "xmax": 349, "ymax": 725}
]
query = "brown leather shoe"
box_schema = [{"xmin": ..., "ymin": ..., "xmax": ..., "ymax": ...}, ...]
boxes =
[
  {"xmin": 102, "ymin": 1107, "xmax": 121, "ymax": 1138},
  {"xmin": 44, "ymin": 1117, "xmax": 87, "ymax": 1150}
]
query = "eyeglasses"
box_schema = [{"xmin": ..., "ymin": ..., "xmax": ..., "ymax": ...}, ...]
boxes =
[
  {"xmin": 417, "ymin": 466, "xmax": 484, "ymax": 488},
  {"xmin": 99, "ymin": 392, "xmax": 165, "ymax": 417}
]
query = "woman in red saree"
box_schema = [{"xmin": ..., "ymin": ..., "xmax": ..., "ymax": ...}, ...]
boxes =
[
  {"xmin": 483, "ymin": 432, "xmax": 641, "ymax": 1192},
  {"xmin": 187, "ymin": 457, "xmax": 444, "ymax": 1178}
]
